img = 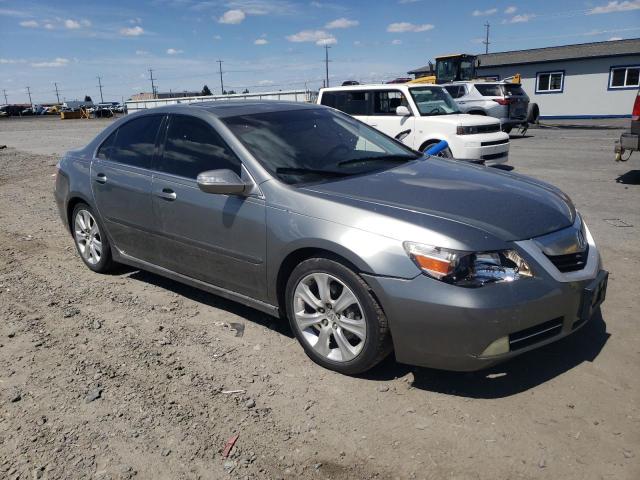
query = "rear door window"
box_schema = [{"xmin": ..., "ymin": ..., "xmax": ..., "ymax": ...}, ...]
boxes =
[
  {"xmin": 444, "ymin": 85, "xmax": 465, "ymax": 99},
  {"xmin": 109, "ymin": 115, "xmax": 163, "ymax": 169},
  {"xmin": 373, "ymin": 90, "xmax": 409, "ymax": 115},
  {"xmin": 474, "ymin": 84, "xmax": 504, "ymax": 97},
  {"xmin": 320, "ymin": 91, "xmax": 370, "ymax": 115},
  {"xmin": 158, "ymin": 115, "xmax": 241, "ymax": 179}
]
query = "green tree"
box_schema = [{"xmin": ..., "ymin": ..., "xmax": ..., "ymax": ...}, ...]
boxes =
[
  {"xmin": 201, "ymin": 85, "xmax": 212, "ymax": 96},
  {"xmin": 242, "ymin": 88, "xmax": 249, "ymax": 94}
]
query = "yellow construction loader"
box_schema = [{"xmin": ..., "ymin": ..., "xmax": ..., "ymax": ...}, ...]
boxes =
[{"xmin": 408, "ymin": 54, "xmax": 521, "ymax": 85}]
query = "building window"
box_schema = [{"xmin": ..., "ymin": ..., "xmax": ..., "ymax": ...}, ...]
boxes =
[
  {"xmin": 609, "ymin": 66, "xmax": 640, "ymax": 89},
  {"xmin": 536, "ymin": 71, "xmax": 564, "ymax": 93}
]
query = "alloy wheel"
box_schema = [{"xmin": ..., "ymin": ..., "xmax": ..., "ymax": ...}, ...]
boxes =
[
  {"xmin": 74, "ymin": 209, "xmax": 102, "ymax": 265},
  {"xmin": 293, "ymin": 273, "xmax": 367, "ymax": 362}
]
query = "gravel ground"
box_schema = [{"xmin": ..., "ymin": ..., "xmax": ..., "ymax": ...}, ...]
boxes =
[{"xmin": 0, "ymin": 116, "xmax": 639, "ymax": 479}]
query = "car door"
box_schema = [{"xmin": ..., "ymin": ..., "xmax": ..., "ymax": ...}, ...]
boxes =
[
  {"xmin": 91, "ymin": 114, "xmax": 164, "ymax": 263},
  {"xmin": 369, "ymin": 90, "xmax": 417, "ymax": 147},
  {"xmin": 151, "ymin": 113, "xmax": 267, "ymax": 300}
]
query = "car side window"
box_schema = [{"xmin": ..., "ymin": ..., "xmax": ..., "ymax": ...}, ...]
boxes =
[
  {"xmin": 373, "ymin": 90, "xmax": 408, "ymax": 115},
  {"xmin": 444, "ymin": 85, "xmax": 465, "ymax": 99},
  {"xmin": 96, "ymin": 130, "xmax": 118, "ymax": 160},
  {"xmin": 109, "ymin": 115, "xmax": 163, "ymax": 169},
  {"xmin": 321, "ymin": 91, "xmax": 369, "ymax": 115},
  {"xmin": 158, "ymin": 115, "xmax": 241, "ymax": 179}
]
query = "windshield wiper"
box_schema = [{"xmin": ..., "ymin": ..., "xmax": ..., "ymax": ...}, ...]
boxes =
[
  {"xmin": 337, "ymin": 155, "xmax": 417, "ymax": 167},
  {"xmin": 276, "ymin": 167, "xmax": 352, "ymax": 177}
]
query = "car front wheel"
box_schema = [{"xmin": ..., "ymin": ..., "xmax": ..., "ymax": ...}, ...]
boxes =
[{"xmin": 285, "ymin": 258, "xmax": 392, "ymax": 374}]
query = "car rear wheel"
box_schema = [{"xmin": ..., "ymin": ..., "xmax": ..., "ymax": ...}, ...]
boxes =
[
  {"xmin": 285, "ymin": 258, "xmax": 392, "ymax": 374},
  {"xmin": 72, "ymin": 203, "xmax": 113, "ymax": 273}
]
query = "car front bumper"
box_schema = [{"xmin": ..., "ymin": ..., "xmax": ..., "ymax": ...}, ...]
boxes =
[{"xmin": 361, "ymin": 256, "xmax": 606, "ymax": 372}]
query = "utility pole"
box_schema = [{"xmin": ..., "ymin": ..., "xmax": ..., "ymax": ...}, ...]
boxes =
[
  {"xmin": 482, "ymin": 22, "xmax": 490, "ymax": 54},
  {"xmin": 2, "ymin": 89, "xmax": 8, "ymax": 104},
  {"xmin": 26, "ymin": 86, "xmax": 32, "ymax": 106},
  {"xmin": 148, "ymin": 68, "xmax": 157, "ymax": 99},
  {"xmin": 54, "ymin": 82, "xmax": 61, "ymax": 104},
  {"xmin": 97, "ymin": 76, "xmax": 104, "ymax": 103},
  {"xmin": 324, "ymin": 44, "xmax": 331, "ymax": 88},
  {"xmin": 217, "ymin": 60, "xmax": 224, "ymax": 94}
]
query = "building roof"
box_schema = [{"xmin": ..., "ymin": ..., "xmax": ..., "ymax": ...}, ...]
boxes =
[{"xmin": 477, "ymin": 38, "xmax": 640, "ymax": 67}]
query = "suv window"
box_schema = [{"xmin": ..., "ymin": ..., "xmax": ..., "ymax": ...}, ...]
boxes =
[
  {"xmin": 373, "ymin": 90, "xmax": 408, "ymax": 115},
  {"xmin": 503, "ymin": 84, "xmax": 525, "ymax": 96},
  {"xmin": 109, "ymin": 115, "xmax": 163, "ymax": 168},
  {"xmin": 158, "ymin": 115, "xmax": 241, "ymax": 179},
  {"xmin": 320, "ymin": 91, "xmax": 369, "ymax": 115},
  {"xmin": 474, "ymin": 84, "xmax": 504, "ymax": 97},
  {"xmin": 444, "ymin": 85, "xmax": 465, "ymax": 99}
]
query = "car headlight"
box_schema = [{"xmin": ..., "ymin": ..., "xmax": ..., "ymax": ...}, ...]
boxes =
[{"xmin": 403, "ymin": 241, "xmax": 533, "ymax": 288}]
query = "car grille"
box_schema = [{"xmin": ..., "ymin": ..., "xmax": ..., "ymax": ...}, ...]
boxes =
[
  {"xmin": 481, "ymin": 139, "xmax": 509, "ymax": 147},
  {"xmin": 474, "ymin": 124, "xmax": 501, "ymax": 134},
  {"xmin": 545, "ymin": 245, "xmax": 589, "ymax": 272},
  {"xmin": 509, "ymin": 317, "xmax": 564, "ymax": 351}
]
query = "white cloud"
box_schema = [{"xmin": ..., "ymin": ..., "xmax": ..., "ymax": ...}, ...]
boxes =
[
  {"xmin": 502, "ymin": 14, "xmax": 535, "ymax": 23},
  {"xmin": 254, "ymin": 38, "xmax": 268, "ymax": 45},
  {"xmin": 504, "ymin": 6, "xmax": 517, "ymax": 14},
  {"xmin": 31, "ymin": 57, "xmax": 70, "ymax": 68},
  {"xmin": 0, "ymin": 58, "xmax": 26, "ymax": 64},
  {"xmin": 391, "ymin": 39, "xmax": 402, "ymax": 45},
  {"xmin": 472, "ymin": 8, "xmax": 497, "ymax": 16},
  {"xmin": 353, "ymin": 40, "xmax": 362, "ymax": 46},
  {"xmin": 325, "ymin": 17, "xmax": 359, "ymax": 29},
  {"xmin": 589, "ymin": 1, "xmax": 640, "ymax": 14},
  {"xmin": 135, "ymin": 49, "xmax": 149, "ymax": 55},
  {"xmin": 386, "ymin": 22, "xmax": 434, "ymax": 33},
  {"xmin": 120, "ymin": 25, "xmax": 145, "ymax": 36},
  {"xmin": 286, "ymin": 29, "xmax": 337, "ymax": 45},
  {"xmin": 44, "ymin": 23, "xmax": 54, "ymax": 29},
  {"xmin": 166, "ymin": 48, "xmax": 184, "ymax": 55},
  {"xmin": 219, "ymin": 9, "xmax": 245, "ymax": 24},
  {"xmin": 64, "ymin": 19, "xmax": 81, "ymax": 29},
  {"xmin": 19, "ymin": 20, "xmax": 38, "ymax": 28},
  {"xmin": 258, "ymin": 79, "xmax": 274, "ymax": 85},
  {"xmin": 213, "ymin": 34, "xmax": 222, "ymax": 40},
  {"xmin": 608, "ymin": 36, "xmax": 623, "ymax": 40}
]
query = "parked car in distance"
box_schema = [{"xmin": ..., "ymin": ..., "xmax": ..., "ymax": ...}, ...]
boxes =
[
  {"xmin": 318, "ymin": 84, "xmax": 510, "ymax": 165},
  {"xmin": 54, "ymin": 101, "xmax": 607, "ymax": 374},
  {"xmin": 443, "ymin": 81, "xmax": 534, "ymax": 133},
  {"xmin": 614, "ymin": 86, "xmax": 640, "ymax": 162}
]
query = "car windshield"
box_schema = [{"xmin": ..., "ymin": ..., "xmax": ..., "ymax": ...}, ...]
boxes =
[
  {"xmin": 223, "ymin": 108, "xmax": 420, "ymax": 185},
  {"xmin": 408, "ymin": 86, "xmax": 461, "ymax": 116}
]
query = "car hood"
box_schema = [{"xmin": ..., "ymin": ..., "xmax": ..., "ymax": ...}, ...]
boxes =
[
  {"xmin": 427, "ymin": 113, "xmax": 500, "ymax": 127},
  {"xmin": 301, "ymin": 159, "xmax": 575, "ymax": 242}
]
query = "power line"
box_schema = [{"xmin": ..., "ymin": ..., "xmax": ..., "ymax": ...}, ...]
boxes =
[
  {"xmin": 26, "ymin": 86, "xmax": 32, "ymax": 106},
  {"xmin": 54, "ymin": 82, "xmax": 61, "ymax": 103},
  {"xmin": 148, "ymin": 68, "xmax": 157, "ymax": 99},
  {"xmin": 324, "ymin": 44, "xmax": 331, "ymax": 88},
  {"xmin": 483, "ymin": 22, "xmax": 490, "ymax": 54},
  {"xmin": 217, "ymin": 60, "xmax": 224, "ymax": 94},
  {"xmin": 97, "ymin": 76, "xmax": 104, "ymax": 103}
]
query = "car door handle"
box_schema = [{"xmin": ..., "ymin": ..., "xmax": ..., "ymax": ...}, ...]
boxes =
[
  {"xmin": 95, "ymin": 173, "xmax": 107, "ymax": 184},
  {"xmin": 157, "ymin": 188, "xmax": 177, "ymax": 201}
]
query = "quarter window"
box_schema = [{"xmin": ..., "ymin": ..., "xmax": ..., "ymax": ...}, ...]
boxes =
[
  {"xmin": 609, "ymin": 66, "xmax": 640, "ymax": 89},
  {"xmin": 158, "ymin": 115, "xmax": 240, "ymax": 179},
  {"xmin": 536, "ymin": 71, "xmax": 564, "ymax": 93},
  {"xmin": 373, "ymin": 90, "xmax": 409, "ymax": 115},
  {"xmin": 444, "ymin": 85, "xmax": 466, "ymax": 99},
  {"xmin": 96, "ymin": 130, "xmax": 118, "ymax": 160},
  {"xmin": 109, "ymin": 115, "xmax": 163, "ymax": 168},
  {"xmin": 320, "ymin": 91, "xmax": 370, "ymax": 115}
]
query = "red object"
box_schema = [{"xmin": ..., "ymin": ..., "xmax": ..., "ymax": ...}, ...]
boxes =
[
  {"xmin": 493, "ymin": 98, "xmax": 513, "ymax": 105},
  {"xmin": 222, "ymin": 434, "xmax": 239, "ymax": 458},
  {"xmin": 632, "ymin": 89, "xmax": 640, "ymax": 121}
]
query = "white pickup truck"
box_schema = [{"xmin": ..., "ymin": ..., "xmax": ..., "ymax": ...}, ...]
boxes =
[{"xmin": 318, "ymin": 83, "xmax": 510, "ymax": 165}]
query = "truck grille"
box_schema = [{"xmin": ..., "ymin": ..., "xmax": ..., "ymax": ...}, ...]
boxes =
[
  {"xmin": 474, "ymin": 124, "xmax": 501, "ymax": 134},
  {"xmin": 545, "ymin": 246, "xmax": 589, "ymax": 272},
  {"xmin": 509, "ymin": 317, "xmax": 564, "ymax": 351}
]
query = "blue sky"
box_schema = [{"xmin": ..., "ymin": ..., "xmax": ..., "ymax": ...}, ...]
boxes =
[{"xmin": 1, "ymin": 0, "xmax": 639, "ymax": 103}]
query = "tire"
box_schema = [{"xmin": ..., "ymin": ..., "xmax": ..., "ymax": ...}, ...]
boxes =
[
  {"xmin": 527, "ymin": 103, "xmax": 540, "ymax": 124},
  {"xmin": 285, "ymin": 257, "xmax": 392, "ymax": 375},
  {"xmin": 71, "ymin": 203, "xmax": 114, "ymax": 273}
]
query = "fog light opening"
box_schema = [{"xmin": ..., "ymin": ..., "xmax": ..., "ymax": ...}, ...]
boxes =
[{"xmin": 480, "ymin": 336, "xmax": 510, "ymax": 357}]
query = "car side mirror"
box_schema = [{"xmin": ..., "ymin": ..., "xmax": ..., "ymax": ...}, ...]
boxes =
[
  {"xmin": 396, "ymin": 106, "xmax": 411, "ymax": 116},
  {"xmin": 197, "ymin": 169, "xmax": 248, "ymax": 195}
]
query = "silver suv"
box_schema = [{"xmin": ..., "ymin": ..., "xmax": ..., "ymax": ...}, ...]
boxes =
[{"xmin": 444, "ymin": 82, "xmax": 532, "ymax": 133}]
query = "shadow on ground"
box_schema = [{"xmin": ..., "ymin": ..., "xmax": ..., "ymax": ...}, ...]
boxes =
[
  {"xmin": 121, "ymin": 268, "xmax": 609, "ymax": 399},
  {"xmin": 616, "ymin": 169, "xmax": 640, "ymax": 185}
]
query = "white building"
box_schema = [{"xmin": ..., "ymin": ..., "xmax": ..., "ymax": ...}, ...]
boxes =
[{"xmin": 476, "ymin": 39, "xmax": 640, "ymax": 119}]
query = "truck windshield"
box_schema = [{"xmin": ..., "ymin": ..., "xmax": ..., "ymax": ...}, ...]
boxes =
[{"xmin": 409, "ymin": 87, "xmax": 461, "ymax": 116}]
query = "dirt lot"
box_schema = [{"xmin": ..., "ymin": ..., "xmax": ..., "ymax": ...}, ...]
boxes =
[{"xmin": 1, "ymin": 116, "xmax": 639, "ymax": 479}]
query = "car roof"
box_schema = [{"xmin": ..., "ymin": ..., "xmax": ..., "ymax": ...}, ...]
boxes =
[
  {"xmin": 320, "ymin": 83, "xmax": 444, "ymax": 92},
  {"xmin": 137, "ymin": 100, "xmax": 322, "ymax": 118}
]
